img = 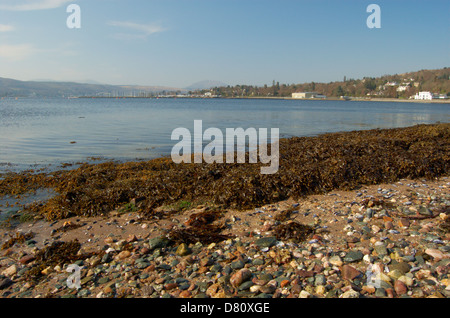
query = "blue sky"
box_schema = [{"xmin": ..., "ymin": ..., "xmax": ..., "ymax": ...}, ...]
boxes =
[{"xmin": 0, "ymin": 0, "xmax": 448, "ymax": 88}]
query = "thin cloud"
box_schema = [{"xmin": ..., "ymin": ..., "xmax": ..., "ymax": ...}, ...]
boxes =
[
  {"xmin": 0, "ymin": 44, "xmax": 35, "ymax": 61},
  {"xmin": 0, "ymin": 0, "xmax": 71, "ymax": 11},
  {"xmin": 0, "ymin": 24, "xmax": 14, "ymax": 32},
  {"xmin": 108, "ymin": 21, "xmax": 167, "ymax": 39}
]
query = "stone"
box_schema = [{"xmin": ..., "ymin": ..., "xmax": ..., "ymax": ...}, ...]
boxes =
[
  {"xmin": 329, "ymin": 255, "xmax": 343, "ymax": 267},
  {"xmin": 313, "ymin": 274, "xmax": 326, "ymax": 286},
  {"xmin": 299, "ymin": 290, "xmax": 311, "ymax": 298},
  {"xmin": 231, "ymin": 260, "xmax": 245, "ymax": 270},
  {"xmin": 176, "ymin": 243, "xmax": 191, "ymax": 256},
  {"xmin": 2, "ymin": 265, "xmax": 17, "ymax": 277},
  {"xmin": 148, "ymin": 236, "xmax": 171, "ymax": 250},
  {"xmin": 374, "ymin": 245, "xmax": 388, "ymax": 256},
  {"xmin": 398, "ymin": 275, "xmax": 414, "ymax": 287},
  {"xmin": 115, "ymin": 250, "xmax": 131, "ymax": 260},
  {"xmin": 254, "ymin": 237, "xmax": 277, "ymax": 248},
  {"xmin": 296, "ymin": 270, "xmax": 314, "ymax": 278},
  {"xmin": 418, "ymin": 206, "xmax": 432, "ymax": 216},
  {"xmin": 394, "ymin": 280, "xmax": 407, "ymax": 296},
  {"xmin": 388, "ymin": 262, "xmax": 411, "ymax": 275},
  {"xmin": 239, "ymin": 281, "xmax": 254, "ymax": 291},
  {"xmin": 342, "ymin": 265, "xmax": 361, "ymax": 280},
  {"xmin": 0, "ymin": 278, "xmax": 13, "ymax": 290},
  {"xmin": 425, "ymin": 248, "xmax": 448, "ymax": 261},
  {"xmin": 316, "ymin": 285, "xmax": 326, "ymax": 296},
  {"xmin": 343, "ymin": 250, "xmax": 364, "ymax": 263},
  {"xmin": 19, "ymin": 255, "xmax": 35, "ymax": 265},
  {"xmin": 230, "ymin": 268, "xmax": 252, "ymax": 288},
  {"xmin": 375, "ymin": 288, "xmax": 387, "ymax": 297},
  {"xmin": 340, "ymin": 289, "xmax": 360, "ymax": 298},
  {"xmin": 205, "ymin": 283, "xmax": 220, "ymax": 297},
  {"xmin": 362, "ymin": 285, "xmax": 376, "ymax": 294},
  {"xmin": 387, "ymin": 269, "xmax": 403, "ymax": 280}
]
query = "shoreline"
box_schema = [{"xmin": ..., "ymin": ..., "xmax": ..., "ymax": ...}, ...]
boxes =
[{"xmin": 75, "ymin": 95, "xmax": 450, "ymax": 104}]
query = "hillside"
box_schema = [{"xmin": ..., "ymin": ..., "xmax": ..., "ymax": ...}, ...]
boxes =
[
  {"xmin": 194, "ymin": 68, "xmax": 450, "ymax": 99},
  {"xmin": 0, "ymin": 77, "xmax": 184, "ymax": 98}
]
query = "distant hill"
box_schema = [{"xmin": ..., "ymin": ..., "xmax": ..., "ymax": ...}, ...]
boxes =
[
  {"xmin": 191, "ymin": 67, "xmax": 450, "ymax": 99},
  {"xmin": 186, "ymin": 80, "xmax": 229, "ymax": 91},
  {"xmin": 0, "ymin": 77, "xmax": 185, "ymax": 97}
]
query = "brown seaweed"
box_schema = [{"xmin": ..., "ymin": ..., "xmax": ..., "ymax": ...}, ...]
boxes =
[
  {"xmin": 273, "ymin": 222, "xmax": 314, "ymax": 243},
  {"xmin": 1, "ymin": 232, "xmax": 35, "ymax": 250},
  {"xmin": 0, "ymin": 123, "xmax": 448, "ymax": 222},
  {"xmin": 168, "ymin": 209, "xmax": 233, "ymax": 244},
  {"xmin": 25, "ymin": 240, "xmax": 94, "ymax": 281}
]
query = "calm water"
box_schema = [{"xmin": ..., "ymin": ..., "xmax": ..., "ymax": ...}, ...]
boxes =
[{"xmin": 0, "ymin": 97, "xmax": 449, "ymax": 172}]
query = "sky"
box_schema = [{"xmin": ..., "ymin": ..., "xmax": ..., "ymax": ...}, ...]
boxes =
[{"xmin": 0, "ymin": 0, "xmax": 448, "ymax": 88}]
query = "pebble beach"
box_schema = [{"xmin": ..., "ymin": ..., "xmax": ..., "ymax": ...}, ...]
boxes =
[{"xmin": 0, "ymin": 177, "xmax": 448, "ymax": 299}]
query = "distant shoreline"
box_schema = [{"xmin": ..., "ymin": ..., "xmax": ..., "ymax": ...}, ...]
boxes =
[{"xmin": 75, "ymin": 95, "xmax": 450, "ymax": 104}]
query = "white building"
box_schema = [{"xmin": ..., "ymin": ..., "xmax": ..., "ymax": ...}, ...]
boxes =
[
  {"xmin": 292, "ymin": 92, "xmax": 326, "ymax": 99},
  {"xmin": 396, "ymin": 85, "xmax": 409, "ymax": 92},
  {"xmin": 414, "ymin": 91, "xmax": 433, "ymax": 100}
]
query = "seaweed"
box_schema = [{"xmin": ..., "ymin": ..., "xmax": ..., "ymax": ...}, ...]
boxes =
[
  {"xmin": 167, "ymin": 209, "xmax": 233, "ymax": 244},
  {"xmin": 1, "ymin": 232, "xmax": 35, "ymax": 250},
  {"xmin": 274, "ymin": 206, "xmax": 297, "ymax": 222},
  {"xmin": 0, "ymin": 123, "xmax": 448, "ymax": 222},
  {"xmin": 273, "ymin": 222, "xmax": 314, "ymax": 243},
  {"xmin": 25, "ymin": 240, "xmax": 93, "ymax": 281}
]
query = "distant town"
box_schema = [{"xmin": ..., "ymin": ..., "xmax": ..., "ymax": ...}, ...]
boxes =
[{"xmin": 1, "ymin": 67, "xmax": 449, "ymax": 102}]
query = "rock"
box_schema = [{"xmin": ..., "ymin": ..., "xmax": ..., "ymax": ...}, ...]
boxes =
[
  {"xmin": 388, "ymin": 262, "xmax": 411, "ymax": 275},
  {"xmin": 115, "ymin": 250, "xmax": 131, "ymax": 260},
  {"xmin": 362, "ymin": 285, "xmax": 376, "ymax": 294},
  {"xmin": 316, "ymin": 285, "xmax": 326, "ymax": 296},
  {"xmin": 239, "ymin": 281, "xmax": 254, "ymax": 291},
  {"xmin": 398, "ymin": 218, "xmax": 410, "ymax": 228},
  {"xmin": 205, "ymin": 283, "xmax": 220, "ymax": 297},
  {"xmin": 126, "ymin": 234, "xmax": 138, "ymax": 243},
  {"xmin": 342, "ymin": 265, "xmax": 361, "ymax": 280},
  {"xmin": 418, "ymin": 206, "xmax": 432, "ymax": 216},
  {"xmin": 19, "ymin": 255, "xmax": 35, "ymax": 265},
  {"xmin": 230, "ymin": 268, "xmax": 252, "ymax": 288},
  {"xmin": 394, "ymin": 280, "xmax": 408, "ymax": 296},
  {"xmin": 387, "ymin": 269, "xmax": 403, "ymax": 280},
  {"xmin": 0, "ymin": 278, "xmax": 13, "ymax": 290},
  {"xmin": 299, "ymin": 290, "xmax": 311, "ymax": 298},
  {"xmin": 375, "ymin": 288, "xmax": 386, "ymax": 297},
  {"xmin": 231, "ymin": 260, "xmax": 245, "ymax": 270},
  {"xmin": 296, "ymin": 270, "xmax": 314, "ymax": 278},
  {"xmin": 340, "ymin": 289, "xmax": 360, "ymax": 298},
  {"xmin": 164, "ymin": 283, "xmax": 178, "ymax": 291},
  {"xmin": 148, "ymin": 236, "xmax": 171, "ymax": 250},
  {"xmin": 2, "ymin": 265, "xmax": 17, "ymax": 277},
  {"xmin": 398, "ymin": 275, "xmax": 414, "ymax": 287},
  {"xmin": 329, "ymin": 255, "xmax": 343, "ymax": 267},
  {"xmin": 176, "ymin": 243, "xmax": 192, "ymax": 256},
  {"xmin": 314, "ymin": 274, "xmax": 326, "ymax": 286},
  {"xmin": 374, "ymin": 244, "xmax": 388, "ymax": 256},
  {"xmin": 254, "ymin": 237, "xmax": 277, "ymax": 248},
  {"xmin": 343, "ymin": 250, "xmax": 364, "ymax": 263},
  {"xmin": 425, "ymin": 248, "xmax": 448, "ymax": 261}
]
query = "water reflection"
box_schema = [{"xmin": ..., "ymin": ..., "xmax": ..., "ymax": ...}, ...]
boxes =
[{"xmin": 0, "ymin": 98, "xmax": 448, "ymax": 172}]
